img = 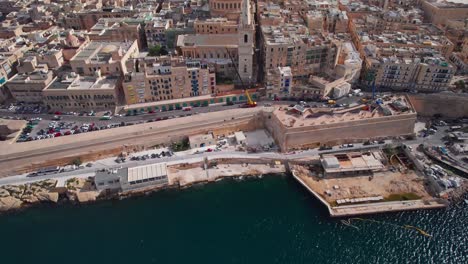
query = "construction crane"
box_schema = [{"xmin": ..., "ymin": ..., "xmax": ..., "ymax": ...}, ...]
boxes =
[{"xmin": 225, "ymin": 48, "xmax": 256, "ymax": 107}]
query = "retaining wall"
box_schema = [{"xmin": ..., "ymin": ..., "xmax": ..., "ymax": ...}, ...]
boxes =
[
  {"xmin": 408, "ymin": 94, "xmax": 468, "ymax": 118},
  {"xmin": 263, "ymin": 111, "xmax": 416, "ymax": 151}
]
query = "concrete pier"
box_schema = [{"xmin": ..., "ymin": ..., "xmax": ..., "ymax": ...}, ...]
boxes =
[{"xmin": 291, "ymin": 169, "xmax": 447, "ymax": 217}]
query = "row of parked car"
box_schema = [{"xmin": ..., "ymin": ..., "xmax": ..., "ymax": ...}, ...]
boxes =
[
  {"xmin": 49, "ymin": 110, "xmax": 97, "ymax": 116},
  {"xmin": 17, "ymin": 119, "xmax": 127, "ymax": 142},
  {"xmin": 6, "ymin": 103, "xmax": 46, "ymax": 114},
  {"xmin": 115, "ymin": 151, "xmax": 174, "ymax": 163},
  {"xmin": 17, "ymin": 119, "xmax": 40, "ymax": 142},
  {"xmin": 318, "ymin": 140, "xmax": 385, "ymax": 150}
]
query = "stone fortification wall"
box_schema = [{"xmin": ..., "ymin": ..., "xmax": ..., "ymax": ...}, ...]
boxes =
[
  {"xmin": 263, "ymin": 111, "xmax": 416, "ymax": 151},
  {"xmin": 408, "ymin": 94, "xmax": 468, "ymax": 118}
]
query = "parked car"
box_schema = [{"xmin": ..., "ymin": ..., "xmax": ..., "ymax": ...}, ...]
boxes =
[{"xmin": 319, "ymin": 146, "xmax": 332, "ymax": 150}]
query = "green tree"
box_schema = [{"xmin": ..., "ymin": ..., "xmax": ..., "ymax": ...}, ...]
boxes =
[
  {"xmin": 71, "ymin": 158, "xmax": 82, "ymax": 166},
  {"xmin": 455, "ymin": 80, "xmax": 466, "ymax": 91},
  {"xmin": 148, "ymin": 45, "xmax": 168, "ymax": 56}
]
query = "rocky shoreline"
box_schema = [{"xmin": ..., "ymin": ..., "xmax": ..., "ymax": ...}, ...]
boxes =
[
  {"xmin": 0, "ymin": 179, "xmax": 60, "ymax": 212},
  {"xmin": 0, "ymin": 161, "xmax": 287, "ymax": 213}
]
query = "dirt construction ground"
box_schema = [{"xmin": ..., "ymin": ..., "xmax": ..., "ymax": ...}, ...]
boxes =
[{"xmin": 293, "ymin": 166, "xmax": 431, "ymax": 203}]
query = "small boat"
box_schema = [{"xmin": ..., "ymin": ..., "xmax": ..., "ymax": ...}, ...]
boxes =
[{"xmin": 464, "ymin": 199, "xmax": 468, "ymax": 205}]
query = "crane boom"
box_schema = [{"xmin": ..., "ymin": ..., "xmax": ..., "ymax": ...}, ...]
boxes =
[
  {"xmin": 245, "ymin": 89, "xmax": 256, "ymax": 106},
  {"xmin": 225, "ymin": 47, "xmax": 256, "ymax": 107}
]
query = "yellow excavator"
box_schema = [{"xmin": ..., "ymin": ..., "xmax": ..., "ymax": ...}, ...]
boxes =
[{"xmin": 244, "ymin": 89, "xmax": 257, "ymax": 107}]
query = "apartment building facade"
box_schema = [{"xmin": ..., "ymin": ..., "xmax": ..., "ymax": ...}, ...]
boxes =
[
  {"xmin": 368, "ymin": 55, "xmax": 454, "ymax": 92},
  {"xmin": 145, "ymin": 19, "xmax": 171, "ymax": 48},
  {"xmin": 0, "ymin": 38, "xmax": 28, "ymax": 103},
  {"xmin": 122, "ymin": 57, "xmax": 216, "ymax": 105},
  {"xmin": 60, "ymin": 9, "xmax": 139, "ymax": 30},
  {"xmin": 6, "ymin": 69, "xmax": 54, "ymax": 103},
  {"xmin": 42, "ymin": 73, "xmax": 119, "ymax": 111},
  {"xmin": 209, "ymin": 0, "xmax": 243, "ymax": 19},
  {"xmin": 194, "ymin": 18, "xmax": 238, "ymax": 35},
  {"xmin": 261, "ymin": 26, "xmax": 339, "ymax": 80}
]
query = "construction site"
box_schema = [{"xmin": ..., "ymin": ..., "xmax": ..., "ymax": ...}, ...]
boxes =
[{"xmin": 291, "ymin": 145, "xmax": 451, "ymax": 217}]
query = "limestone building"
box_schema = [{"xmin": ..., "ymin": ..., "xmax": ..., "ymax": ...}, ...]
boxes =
[
  {"xmin": 122, "ymin": 56, "xmax": 216, "ymax": 104},
  {"xmin": 209, "ymin": 0, "xmax": 243, "ymax": 19},
  {"xmin": 70, "ymin": 40, "xmax": 139, "ymax": 77},
  {"xmin": 176, "ymin": 0, "xmax": 255, "ymax": 83},
  {"xmin": 94, "ymin": 163, "xmax": 168, "ymax": 192},
  {"xmin": 88, "ymin": 18, "xmax": 146, "ymax": 49},
  {"xmin": 145, "ymin": 18, "xmax": 172, "ymax": 48},
  {"xmin": 42, "ymin": 72, "xmax": 119, "ymax": 111},
  {"xmin": 366, "ymin": 53, "xmax": 454, "ymax": 92},
  {"xmin": 194, "ymin": 18, "xmax": 238, "ymax": 35},
  {"xmin": 6, "ymin": 57, "xmax": 54, "ymax": 103}
]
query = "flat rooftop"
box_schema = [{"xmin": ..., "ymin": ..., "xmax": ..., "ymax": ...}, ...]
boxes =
[
  {"xmin": 274, "ymin": 95, "xmax": 415, "ymax": 128},
  {"xmin": 261, "ymin": 25, "xmax": 330, "ymax": 46},
  {"xmin": 431, "ymin": 0, "xmax": 468, "ymax": 7},
  {"xmin": 9, "ymin": 70, "xmax": 52, "ymax": 82},
  {"xmin": 321, "ymin": 151, "xmax": 385, "ymax": 173},
  {"xmin": 355, "ymin": 20, "xmax": 452, "ymax": 48},
  {"xmin": 45, "ymin": 75, "xmax": 118, "ymax": 91},
  {"xmin": 177, "ymin": 34, "xmax": 238, "ymax": 48},
  {"xmin": 72, "ymin": 41, "xmax": 134, "ymax": 62},
  {"xmin": 128, "ymin": 163, "xmax": 167, "ymax": 183}
]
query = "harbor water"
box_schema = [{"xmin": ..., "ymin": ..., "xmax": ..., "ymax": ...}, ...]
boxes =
[{"xmin": 0, "ymin": 174, "xmax": 466, "ymax": 264}]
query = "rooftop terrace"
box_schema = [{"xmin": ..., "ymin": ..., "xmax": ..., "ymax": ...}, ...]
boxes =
[{"xmin": 72, "ymin": 41, "xmax": 134, "ymax": 62}]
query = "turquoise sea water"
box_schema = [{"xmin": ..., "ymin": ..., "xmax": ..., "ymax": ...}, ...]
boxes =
[{"xmin": 0, "ymin": 175, "xmax": 466, "ymax": 264}]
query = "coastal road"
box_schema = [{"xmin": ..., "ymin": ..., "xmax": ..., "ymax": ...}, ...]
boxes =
[
  {"xmin": 0, "ymin": 108, "xmax": 262, "ymax": 176},
  {"xmin": 0, "ymin": 141, "xmax": 389, "ymax": 187}
]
